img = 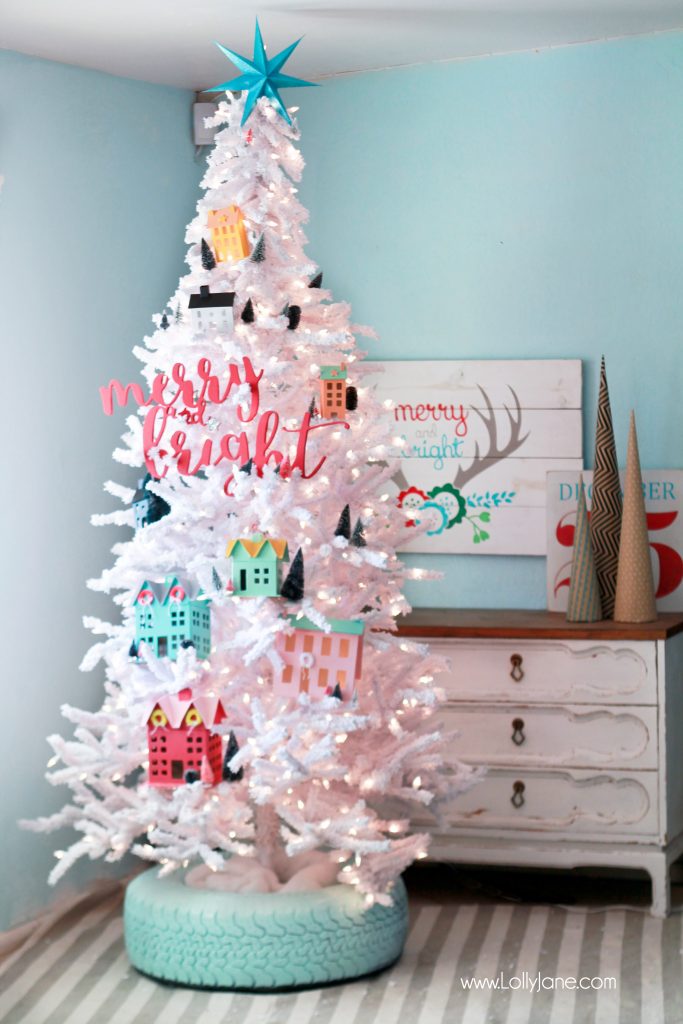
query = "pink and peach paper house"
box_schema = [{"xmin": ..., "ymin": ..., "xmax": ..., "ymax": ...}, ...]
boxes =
[
  {"xmin": 274, "ymin": 616, "xmax": 365, "ymax": 702},
  {"xmin": 147, "ymin": 687, "xmax": 226, "ymax": 787}
]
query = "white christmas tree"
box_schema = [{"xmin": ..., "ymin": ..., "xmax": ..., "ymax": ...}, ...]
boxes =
[{"xmin": 25, "ymin": 76, "xmax": 478, "ymax": 904}]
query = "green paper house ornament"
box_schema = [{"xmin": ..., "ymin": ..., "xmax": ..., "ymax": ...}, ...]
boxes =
[
  {"xmin": 566, "ymin": 475, "xmax": 603, "ymax": 622},
  {"xmin": 225, "ymin": 535, "xmax": 290, "ymax": 597},
  {"xmin": 134, "ymin": 575, "xmax": 211, "ymax": 660}
]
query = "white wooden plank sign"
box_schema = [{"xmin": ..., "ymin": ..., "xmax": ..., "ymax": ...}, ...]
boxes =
[
  {"xmin": 546, "ymin": 469, "xmax": 683, "ymax": 611},
  {"xmin": 363, "ymin": 359, "xmax": 582, "ymax": 555}
]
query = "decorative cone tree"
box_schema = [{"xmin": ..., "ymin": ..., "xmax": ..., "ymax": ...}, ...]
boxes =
[{"xmin": 25, "ymin": 38, "xmax": 477, "ymax": 927}]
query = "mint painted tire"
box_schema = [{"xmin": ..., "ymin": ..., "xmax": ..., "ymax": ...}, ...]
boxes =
[{"xmin": 124, "ymin": 868, "xmax": 409, "ymax": 990}]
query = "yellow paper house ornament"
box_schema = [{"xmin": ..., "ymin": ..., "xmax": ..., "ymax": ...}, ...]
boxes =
[{"xmin": 207, "ymin": 205, "xmax": 251, "ymax": 263}]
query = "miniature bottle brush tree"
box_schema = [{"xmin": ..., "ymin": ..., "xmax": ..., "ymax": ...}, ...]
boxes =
[{"xmin": 25, "ymin": 37, "xmax": 477, "ymax": 905}]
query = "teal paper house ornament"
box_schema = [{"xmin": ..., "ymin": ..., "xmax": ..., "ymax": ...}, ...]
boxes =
[
  {"xmin": 225, "ymin": 535, "xmax": 289, "ymax": 597},
  {"xmin": 132, "ymin": 473, "xmax": 170, "ymax": 530},
  {"xmin": 134, "ymin": 576, "xmax": 211, "ymax": 660}
]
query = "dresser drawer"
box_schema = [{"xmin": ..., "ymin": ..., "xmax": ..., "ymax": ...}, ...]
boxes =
[
  {"xmin": 440, "ymin": 703, "xmax": 657, "ymax": 769},
  {"xmin": 420, "ymin": 768, "xmax": 659, "ymax": 837},
  {"xmin": 424, "ymin": 638, "xmax": 658, "ymax": 705}
]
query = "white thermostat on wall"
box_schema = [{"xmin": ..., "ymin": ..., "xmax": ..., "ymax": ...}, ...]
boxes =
[{"xmin": 193, "ymin": 103, "xmax": 219, "ymax": 146}]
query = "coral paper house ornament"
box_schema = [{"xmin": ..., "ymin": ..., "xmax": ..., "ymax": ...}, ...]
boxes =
[
  {"xmin": 274, "ymin": 616, "xmax": 365, "ymax": 701},
  {"xmin": 147, "ymin": 688, "xmax": 226, "ymax": 786},
  {"xmin": 134, "ymin": 576, "xmax": 211, "ymax": 660},
  {"xmin": 207, "ymin": 205, "xmax": 251, "ymax": 262},
  {"xmin": 188, "ymin": 285, "xmax": 235, "ymax": 334},
  {"xmin": 226, "ymin": 535, "xmax": 289, "ymax": 596},
  {"xmin": 319, "ymin": 365, "xmax": 348, "ymax": 420}
]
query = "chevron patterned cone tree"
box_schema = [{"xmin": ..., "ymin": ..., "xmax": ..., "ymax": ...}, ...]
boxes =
[
  {"xmin": 566, "ymin": 475, "xmax": 603, "ymax": 622},
  {"xmin": 614, "ymin": 412, "xmax": 657, "ymax": 623},
  {"xmin": 590, "ymin": 357, "xmax": 622, "ymax": 618}
]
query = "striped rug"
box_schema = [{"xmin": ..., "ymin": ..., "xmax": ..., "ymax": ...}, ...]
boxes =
[{"xmin": 1, "ymin": 870, "xmax": 682, "ymax": 1024}]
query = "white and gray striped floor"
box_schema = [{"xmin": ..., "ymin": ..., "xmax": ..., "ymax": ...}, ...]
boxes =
[{"xmin": 1, "ymin": 866, "xmax": 682, "ymax": 1024}]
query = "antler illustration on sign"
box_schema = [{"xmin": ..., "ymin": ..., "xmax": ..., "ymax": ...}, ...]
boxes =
[{"xmin": 451, "ymin": 385, "xmax": 529, "ymax": 491}]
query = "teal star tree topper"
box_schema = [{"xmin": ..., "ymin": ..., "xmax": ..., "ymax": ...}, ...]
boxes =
[{"xmin": 208, "ymin": 19, "xmax": 318, "ymax": 125}]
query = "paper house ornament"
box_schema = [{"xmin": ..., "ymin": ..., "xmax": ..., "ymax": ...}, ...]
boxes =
[
  {"xmin": 134, "ymin": 575, "xmax": 211, "ymax": 660},
  {"xmin": 319, "ymin": 365, "xmax": 348, "ymax": 420},
  {"xmin": 274, "ymin": 616, "xmax": 364, "ymax": 701},
  {"xmin": 147, "ymin": 687, "xmax": 226, "ymax": 787},
  {"xmin": 131, "ymin": 473, "xmax": 170, "ymax": 530},
  {"xmin": 225, "ymin": 535, "xmax": 289, "ymax": 597},
  {"xmin": 207, "ymin": 206, "xmax": 250, "ymax": 263},
  {"xmin": 188, "ymin": 285, "xmax": 235, "ymax": 334}
]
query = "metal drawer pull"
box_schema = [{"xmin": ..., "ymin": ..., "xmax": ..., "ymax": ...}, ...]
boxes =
[
  {"xmin": 511, "ymin": 780, "xmax": 526, "ymax": 808},
  {"xmin": 511, "ymin": 718, "xmax": 526, "ymax": 746},
  {"xmin": 510, "ymin": 653, "xmax": 524, "ymax": 682}
]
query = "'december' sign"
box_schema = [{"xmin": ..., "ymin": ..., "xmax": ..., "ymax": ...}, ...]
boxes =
[
  {"xmin": 364, "ymin": 359, "xmax": 582, "ymax": 555},
  {"xmin": 546, "ymin": 469, "xmax": 683, "ymax": 611}
]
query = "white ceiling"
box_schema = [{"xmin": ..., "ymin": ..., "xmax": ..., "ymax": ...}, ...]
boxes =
[{"xmin": 2, "ymin": 0, "xmax": 683, "ymax": 90}]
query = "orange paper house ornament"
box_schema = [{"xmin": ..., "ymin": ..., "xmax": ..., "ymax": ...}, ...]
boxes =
[
  {"xmin": 207, "ymin": 205, "xmax": 251, "ymax": 263},
  {"xmin": 319, "ymin": 364, "xmax": 348, "ymax": 420}
]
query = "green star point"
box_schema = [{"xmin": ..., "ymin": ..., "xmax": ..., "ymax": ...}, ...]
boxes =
[{"xmin": 208, "ymin": 19, "xmax": 318, "ymax": 125}]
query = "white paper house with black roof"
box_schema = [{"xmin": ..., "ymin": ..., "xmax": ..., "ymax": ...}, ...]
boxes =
[{"xmin": 188, "ymin": 285, "xmax": 235, "ymax": 334}]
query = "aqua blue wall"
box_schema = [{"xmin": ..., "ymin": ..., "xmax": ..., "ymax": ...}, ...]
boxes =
[
  {"xmin": 298, "ymin": 32, "xmax": 683, "ymax": 610},
  {"xmin": 0, "ymin": 51, "xmax": 202, "ymax": 930}
]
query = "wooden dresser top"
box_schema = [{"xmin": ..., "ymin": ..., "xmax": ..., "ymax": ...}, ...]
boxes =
[{"xmin": 395, "ymin": 608, "xmax": 683, "ymax": 642}]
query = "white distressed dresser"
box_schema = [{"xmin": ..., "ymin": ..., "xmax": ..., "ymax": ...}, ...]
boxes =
[{"xmin": 398, "ymin": 609, "xmax": 683, "ymax": 916}]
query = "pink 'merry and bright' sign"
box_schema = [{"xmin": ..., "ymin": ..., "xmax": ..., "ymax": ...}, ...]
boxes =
[
  {"xmin": 546, "ymin": 469, "xmax": 683, "ymax": 612},
  {"xmin": 99, "ymin": 356, "xmax": 346, "ymax": 495}
]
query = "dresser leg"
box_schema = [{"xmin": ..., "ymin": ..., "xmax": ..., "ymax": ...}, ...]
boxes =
[{"xmin": 650, "ymin": 858, "xmax": 670, "ymax": 918}]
